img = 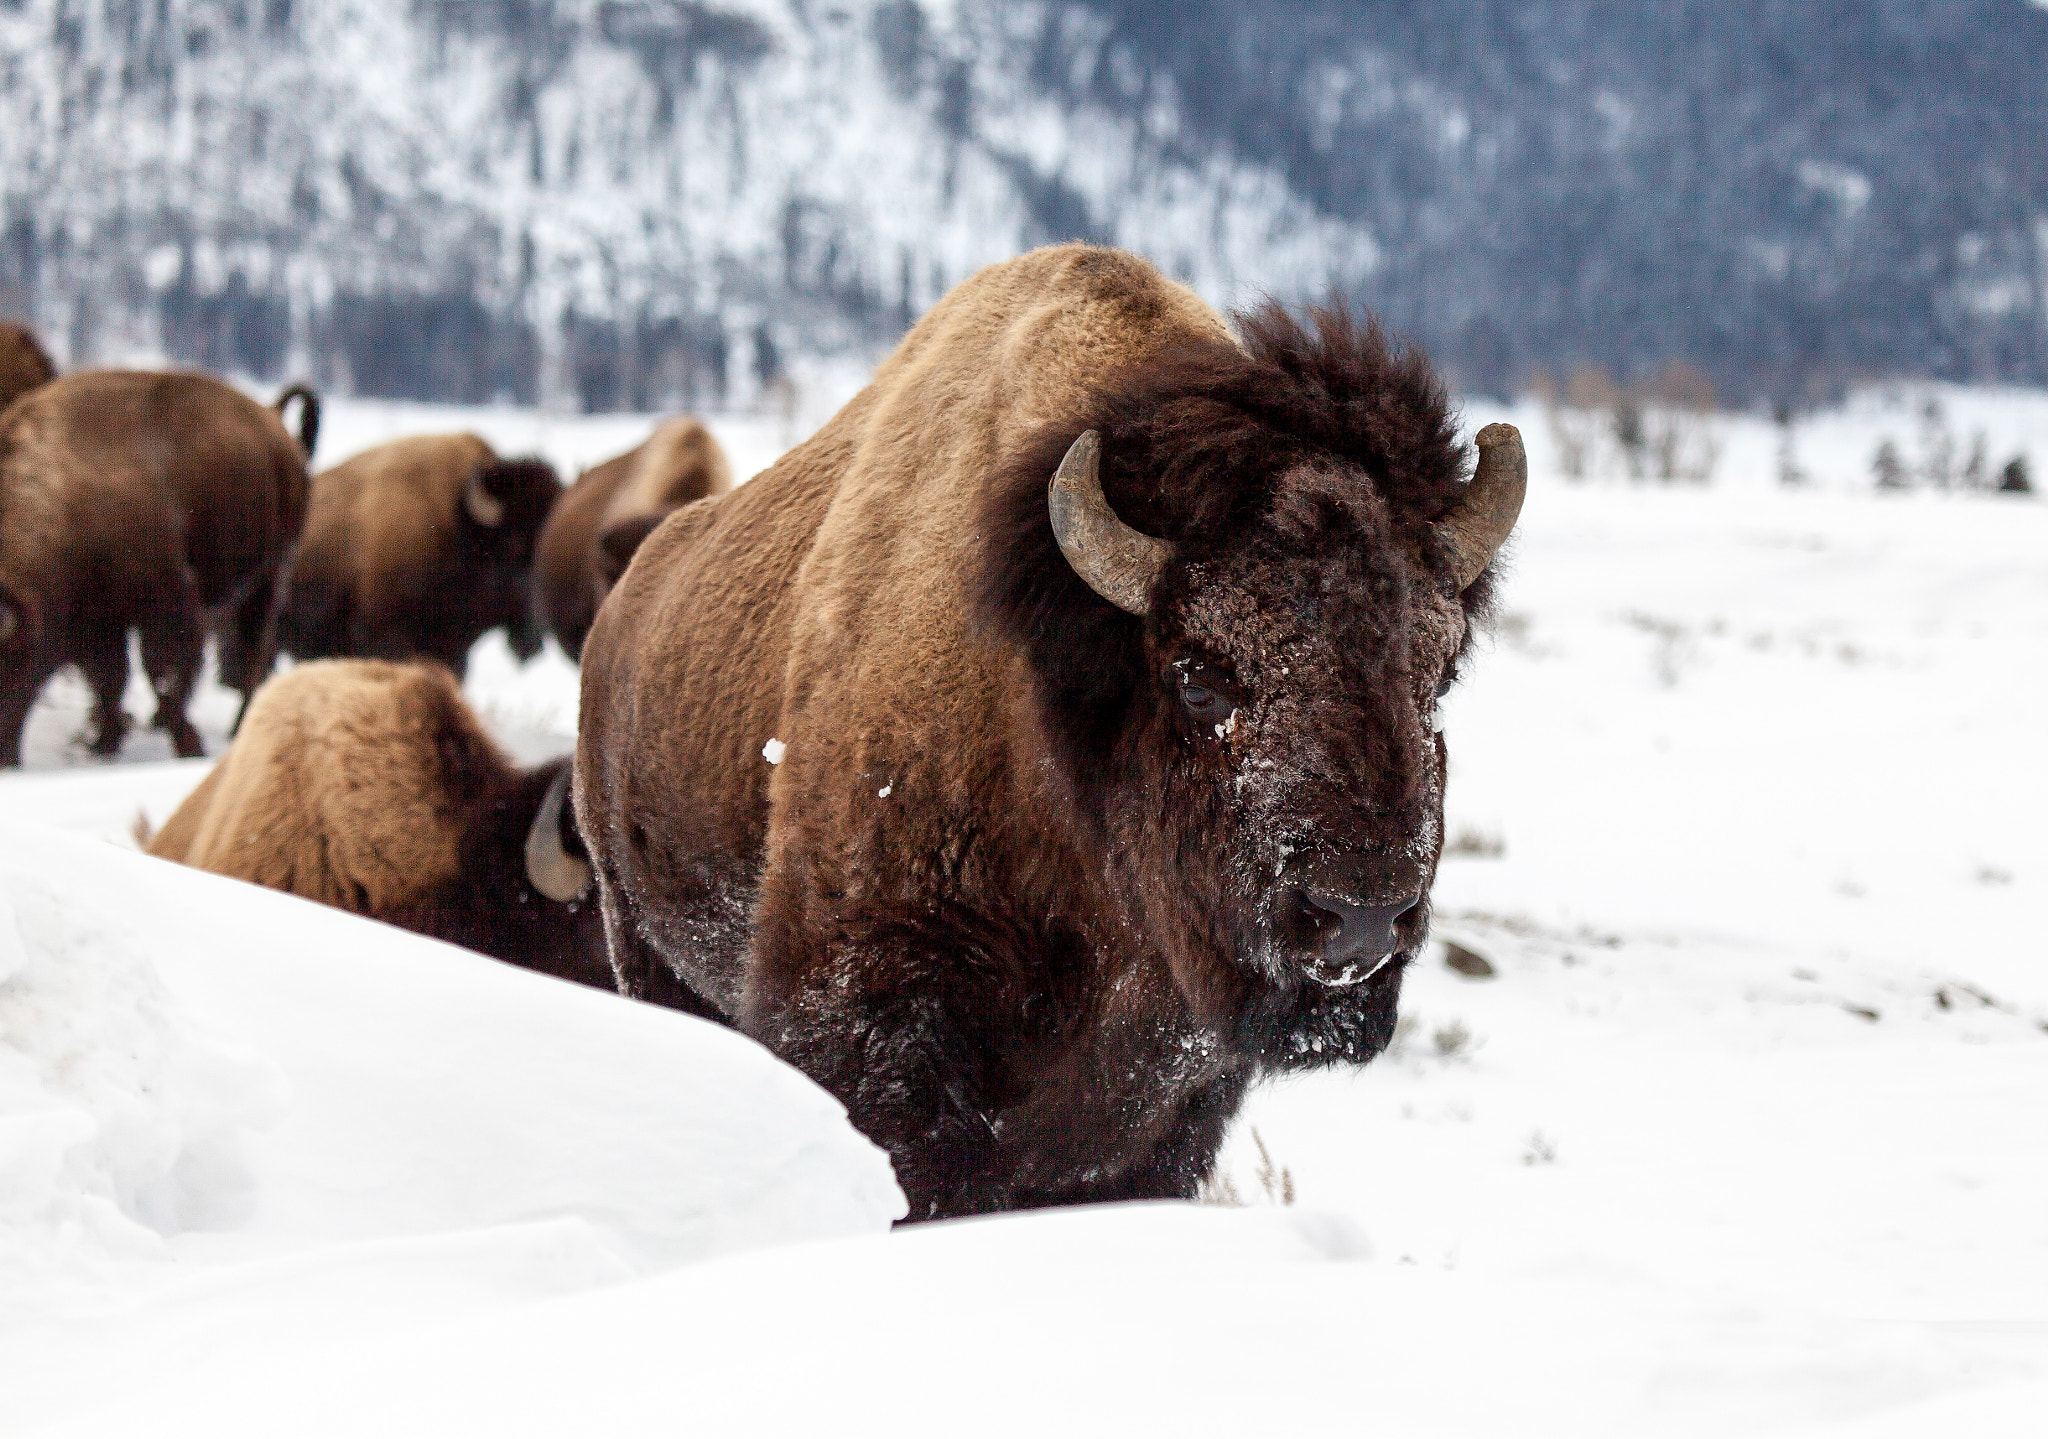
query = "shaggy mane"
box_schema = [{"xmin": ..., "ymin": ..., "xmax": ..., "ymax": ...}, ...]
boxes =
[{"xmin": 974, "ymin": 302, "xmax": 1496, "ymax": 748}]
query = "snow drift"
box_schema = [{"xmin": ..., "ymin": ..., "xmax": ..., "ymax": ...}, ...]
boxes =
[{"xmin": 0, "ymin": 822, "xmax": 903, "ymax": 1432}]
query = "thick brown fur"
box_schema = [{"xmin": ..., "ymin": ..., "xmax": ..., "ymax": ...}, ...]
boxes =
[
  {"xmin": 277, "ymin": 434, "xmax": 561, "ymax": 676},
  {"xmin": 0, "ymin": 323, "xmax": 57, "ymax": 414},
  {"xmin": 534, "ymin": 417, "xmax": 732, "ymax": 659},
  {"xmin": 0, "ymin": 371, "xmax": 313, "ymax": 765},
  {"xmin": 149, "ymin": 659, "xmax": 609, "ymax": 987},
  {"xmin": 578, "ymin": 244, "xmax": 1508, "ymax": 1220}
]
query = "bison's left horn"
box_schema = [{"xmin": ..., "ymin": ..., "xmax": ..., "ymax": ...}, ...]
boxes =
[
  {"xmin": 1047, "ymin": 430, "xmax": 1173, "ymax": 616},
  {"xmin": 524, "ymin": 766, "xmax": 591, "ymax": 904},
  {"xmin": 1435, "ymin": 422, "xmax": 1527, "ymax": 589},
  {"xmin": 464, "ymin": 467, "xmax": 506, "ymax": 527}
]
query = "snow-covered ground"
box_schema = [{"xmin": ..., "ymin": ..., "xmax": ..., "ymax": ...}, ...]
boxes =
[{"xmin": 2, "ymin": 388, "xmax": 2044, "ymax": 1435}]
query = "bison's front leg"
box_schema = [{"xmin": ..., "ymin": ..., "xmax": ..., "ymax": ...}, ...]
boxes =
[{"xmin": 745, "ymin": 917, "xmax": 1031, "ymax": 1222}]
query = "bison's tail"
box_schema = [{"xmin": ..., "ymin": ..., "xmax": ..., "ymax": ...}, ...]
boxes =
[{"xmin": 273, "ymin": 383, "xmax": 321, "ymax": 460}]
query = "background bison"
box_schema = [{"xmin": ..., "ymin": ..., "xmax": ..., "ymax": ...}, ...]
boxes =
[
  {"xmin": 149, "ymin": 658, "xmax": 609, "ymax": 988},
  {"xmin": 0, "ymin": 370, "xmax": 315, "ymax": 765},
  {"xmin": 0, "ymin": 322, "xmax": 57, "ymax": 413},
  {"xmin": 577, "ymin": 244, "xmax": 1523, "ymax": 1219},
  {"xmin": 277, "ymin": 433, "xmax": 560, "ymax": 676},
  {"xmin": 535, "ymin": 416, "xmax": 732, "ymax": 658}
]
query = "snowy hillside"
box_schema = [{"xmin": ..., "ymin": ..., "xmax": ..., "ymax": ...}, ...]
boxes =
[
  {"xmin": 3, "ymin": 0, "xmax": 2045, "ymax": 406},
  {"xmin": 1, "ymin": 391, "xmax": 2044, "ymax": 1433},
  {"xmin": 0, "ymin": 0, "xmax": 1371, "ymax": 408}
]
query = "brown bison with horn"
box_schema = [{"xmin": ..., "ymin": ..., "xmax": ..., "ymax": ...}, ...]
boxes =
[
  {"xmin": 534, "ymin": 417, "xmax": 732, "ymax": 659},
  {"xmin": 0, "ymin": 370, "xmax": 317, "ymax": 765},
  {"xmin": 577, "ymin": 245, "xmax": 1524, "ymax": 1219},
  {"xmin": 0, "ymin": 322, "xmax": 57, "ymax": 413},
  {"xmin": 149, "ymin": 659, "xmax": 609, "ymax": 988},
  {"xmin": 276, "ymin": 434, "xmax": 561, "ymax": 676}
]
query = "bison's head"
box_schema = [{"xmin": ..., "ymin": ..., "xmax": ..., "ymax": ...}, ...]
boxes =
[
  {"xmin": 981, "ymin": 306, "xmax": 1521, "ymax": 1071},
  {"xmin": 457, "ymin": 455, "xmax": 562, "ymax": 654}
]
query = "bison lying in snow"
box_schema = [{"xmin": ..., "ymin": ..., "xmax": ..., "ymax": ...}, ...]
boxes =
[
  {"xmin": 276, "ymin": 434, "xmax": 561, "ymax": 676},
  {"xmin": 577, "ymin": 244, "xmax": 1525, "ymax": 1219},
  {"xmin": 0, "ymin": 370, "xmax": 317, "ymax": 765},
  {"xmin": 534, "ymin": 417, "xmax": 732, "ymax": 659},
  {"xmin": 0, "ymin": 322, "xmax": 57, "ymax": 413},
  {"xmin": 149, "ymin": 659, "xmax": 609, "ymax": 987}
]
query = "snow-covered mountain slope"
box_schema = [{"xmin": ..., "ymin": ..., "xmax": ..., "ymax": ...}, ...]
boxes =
[
  {"xmin": 4, "ymin": 1, "xmax": 2044, "ymax": 408},
  {"xmin": 0, "ymin": 0, "xmax": 1370, "ymax": 409}
]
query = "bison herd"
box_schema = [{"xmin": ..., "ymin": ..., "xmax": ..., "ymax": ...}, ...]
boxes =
[{"xmin": 3, "ymin": 245, "xmax": 1526, "ymax": 1220}]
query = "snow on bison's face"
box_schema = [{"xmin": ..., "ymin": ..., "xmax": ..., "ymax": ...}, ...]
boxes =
[
  {"xmin": 1112, "ymin": 446, "xmax": 1480, "ymax": 1068},
  {"xmin": 996, "ymin": 396, "xmax": 1521, "ymax": 1072}
]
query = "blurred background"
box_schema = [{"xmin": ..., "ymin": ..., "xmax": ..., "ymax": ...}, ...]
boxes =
[{"xmin": 3, "ymin": 0, "xmax": 2045, "ymax": 421}]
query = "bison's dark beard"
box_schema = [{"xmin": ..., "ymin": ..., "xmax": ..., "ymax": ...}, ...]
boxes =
[{"xmin": 1225, "ymin": 954, "xmax": 1410, "ymax": 1070}]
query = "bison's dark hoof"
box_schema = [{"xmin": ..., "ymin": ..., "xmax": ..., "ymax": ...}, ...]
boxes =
[
  {"xmin": 162, "ymin": 721, "xmax": 205, "ymax": 759},
  {"xmin": 87, "ymin": 714, "xmax": 131, "ymax": 757}
]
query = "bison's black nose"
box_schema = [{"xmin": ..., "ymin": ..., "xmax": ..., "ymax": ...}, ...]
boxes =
[{"xmin": 1303, "ymin": 891, "xmax": 1420, "ymax": 963}]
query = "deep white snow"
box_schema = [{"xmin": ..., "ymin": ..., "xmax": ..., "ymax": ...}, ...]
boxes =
[{"xmin": 1, "ymin": 390, "xmax": 2044, "ymax": 1436}]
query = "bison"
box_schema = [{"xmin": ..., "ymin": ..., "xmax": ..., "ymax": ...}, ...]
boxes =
[
  {"xmin": 276, "ymin": 433, "xmax": 561, "ymax": 676},
  {"xmin": 0, "ymin": 370, "xmax": 317, "ymax": 765},
  {"xmin": 534, "ymin": 417, "xmax": 732, "ymax": 659},
  {"xmin": 0, "ymin": 322, "xmax": 57, "ymax": 413},
  {"xmin": 148, "ymin": 658, "xmax": 609, "ymax": 988},
  {"xmin": 576, "ymin": 244, "xmax": 1525, "ymax": 1220}
]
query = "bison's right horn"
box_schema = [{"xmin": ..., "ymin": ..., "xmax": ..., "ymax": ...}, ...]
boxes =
[
  {"xmin": 464, "ymin": 467, "xmax": 506, "ymax": 528},
  {"xmin": 1435, "ymin": 422, "xmax": 1527, "ymax": 589},
  {"xmin": 524, "ymin": 766, "xmax": 591, "ymax": 904},
  {"xmin": 1047, "ymin": 430, "xmax": 1173, "ymax": 616}
]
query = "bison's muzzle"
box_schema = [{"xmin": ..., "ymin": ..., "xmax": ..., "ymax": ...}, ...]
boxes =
[{"xmin": 1298, "ymin": 888, "xmax": 1422, "ymax": 986}]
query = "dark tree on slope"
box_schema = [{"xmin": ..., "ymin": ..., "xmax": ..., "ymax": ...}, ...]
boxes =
[{"xmin": 1062, "ymin": 0, "xmax": 2048, "ymax": 403}]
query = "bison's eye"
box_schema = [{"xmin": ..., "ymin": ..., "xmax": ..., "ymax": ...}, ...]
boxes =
[
  {"xmin": 1428, "ymin": 671, "xmax": 1456, "ymax": 733},
  {"xmin": 1169, "ymin": 660, "xmax": 1239, "ymax": 734}
]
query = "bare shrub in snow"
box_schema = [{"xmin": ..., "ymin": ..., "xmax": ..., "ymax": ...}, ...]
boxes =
[
  {"xmin": 1432, "ymin": 1020, "xmax": 1473, "ymax": 1058},
  {"xmin": 1917, "ymin": 398, "xmax": 1955, "ymax": 487},
  {"xmin": 1645, "ymin": 361, "xmax": 1722, "ymax": 484},
  {"xmin": 1774, "ymin": 401, "xmax": 1806, "ymax": 486},
  {"xmin": 1198, "ymin": 1168, "xmax": 1244, "ymax": 1207},
  {"xmin": 1961, "ymin": 430, "xmax": 1988, "ymax": 489},
  {"xmin": 1625, "ymin": 611, "xmax": 1692, "ymax": 687},
  {"xmin": 1199, "ymin": 1126, "xmax": 1294, "ymax": 1207},
  {"xmin": 1250, "ymin": 1128, "xmax": 1296, "ymax": 1207},
  {"xmin": 1535, "ymin": 366, "xmax": 1622, "ymax": 481},
  {"xmin": 1521, "ymin": 1131, "xmax": 1558, "ymax": 1166},
  {"xmin": 1444, "ymin": 827, "xmax": 1505, "ymax": 859},
  {"xmin": 1873, "ymin": 439, "xmax": 1909, "ymax": 490}
]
